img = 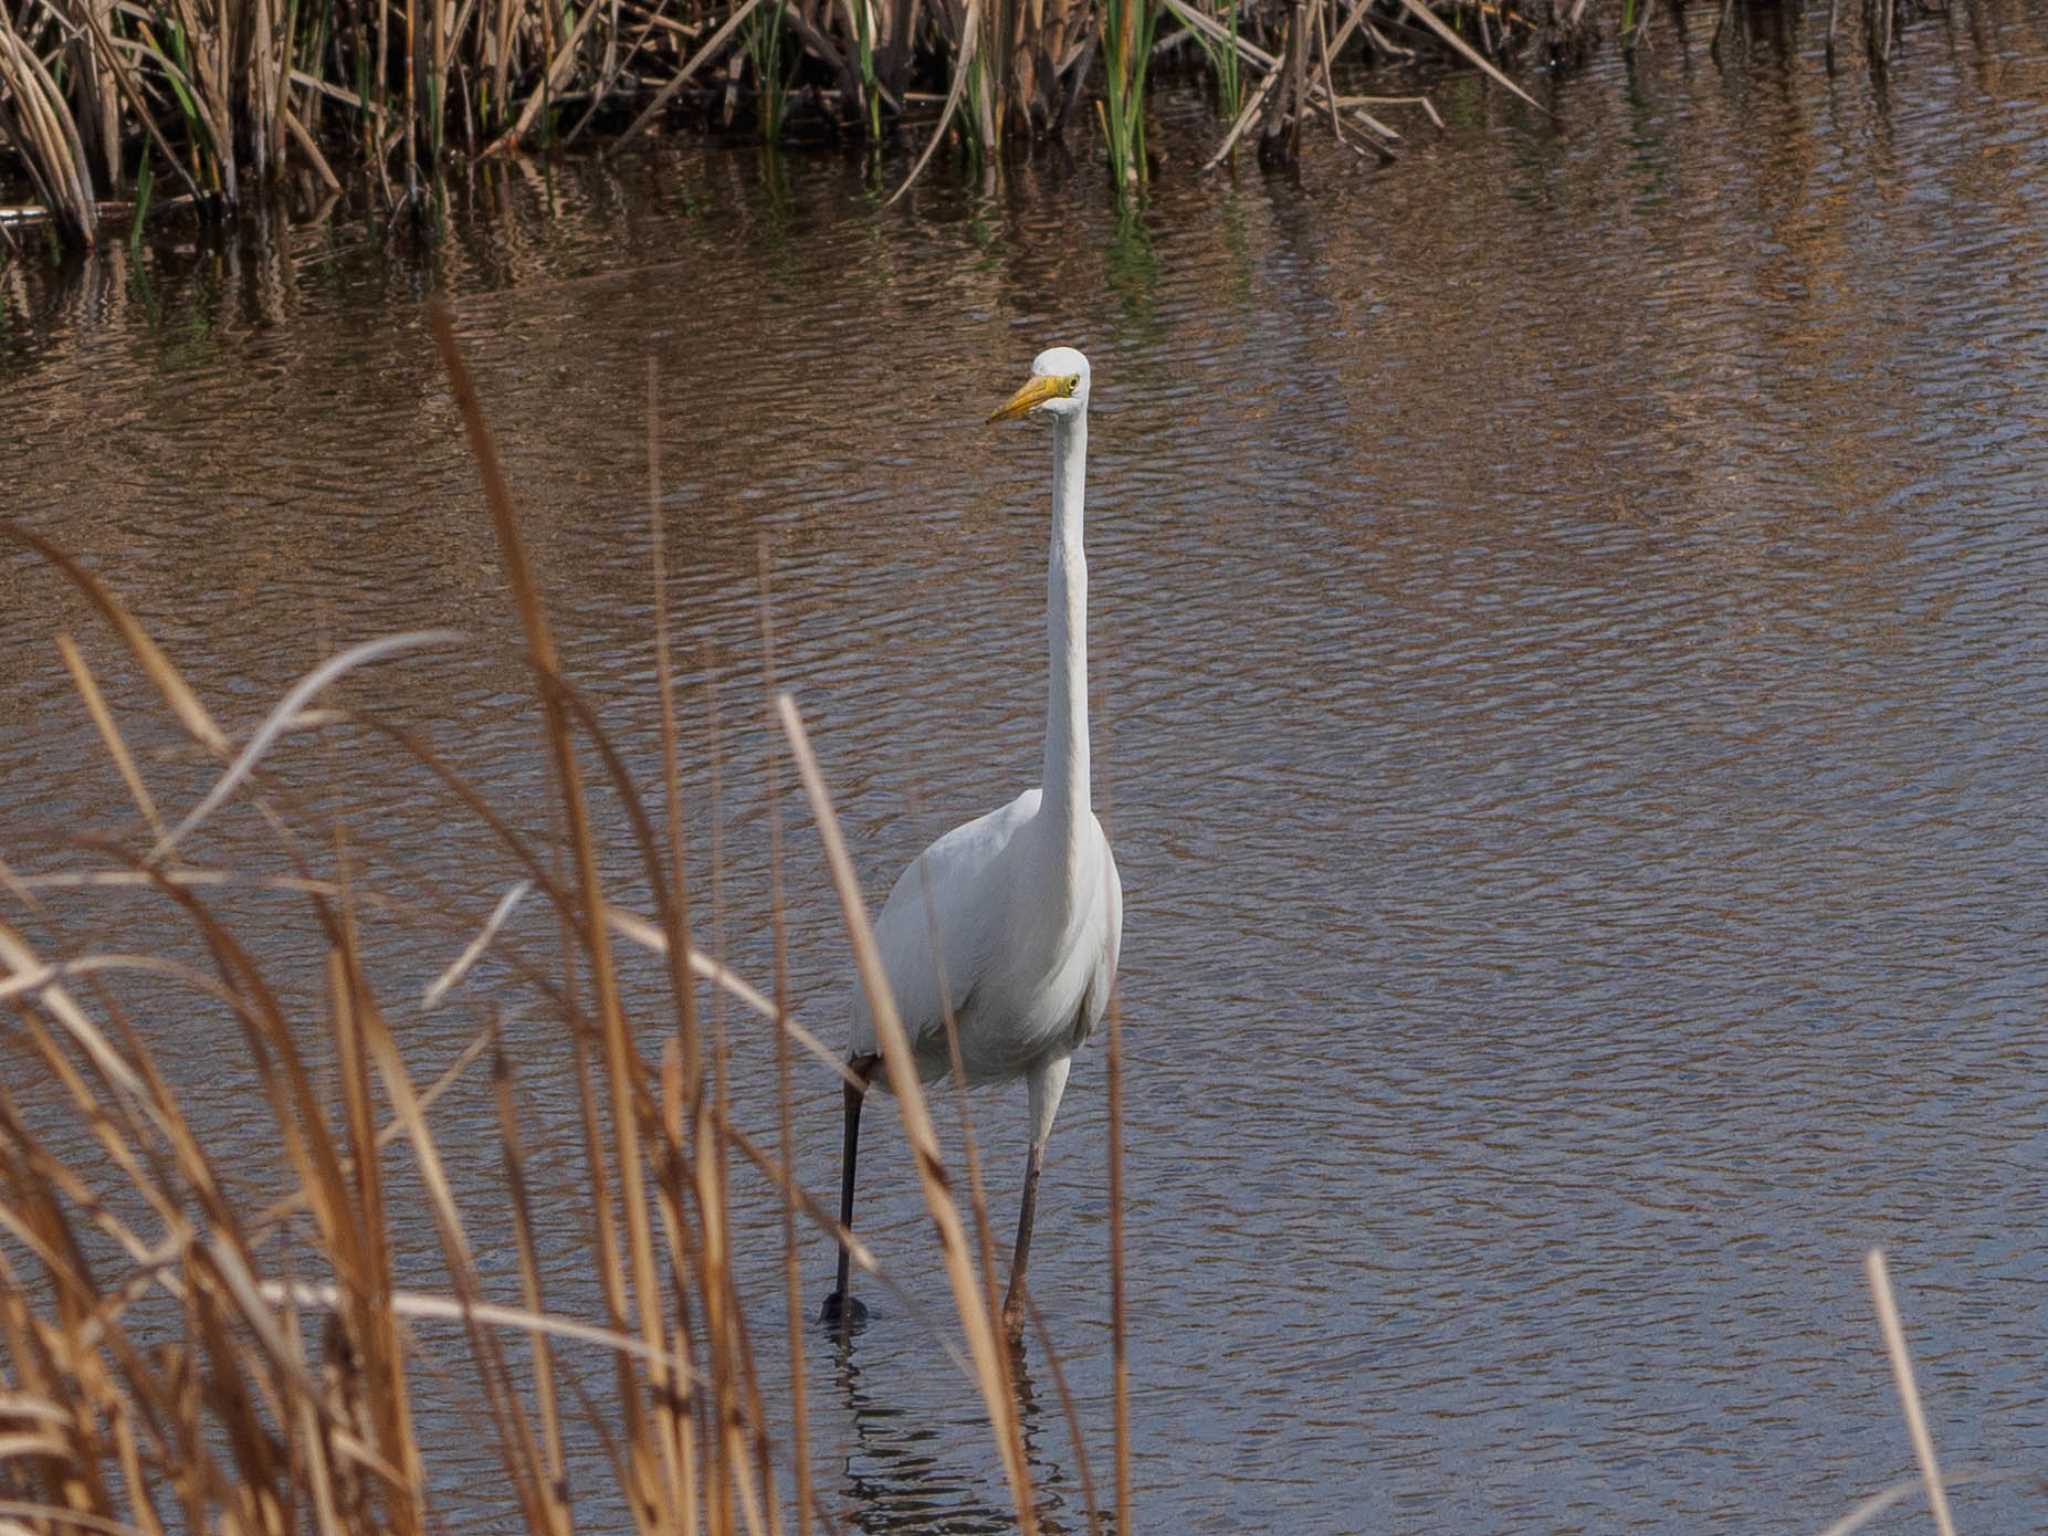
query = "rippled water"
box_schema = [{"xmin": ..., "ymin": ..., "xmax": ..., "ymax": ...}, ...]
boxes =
[{"xmin": 7, "ymin": 3, "xmax": 2048, "ymax": 1527}]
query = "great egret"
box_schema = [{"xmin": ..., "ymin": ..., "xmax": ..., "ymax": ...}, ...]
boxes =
[{"xmin": 822, "ymin": 346, "xmax": 1124, "ymax": 1340}]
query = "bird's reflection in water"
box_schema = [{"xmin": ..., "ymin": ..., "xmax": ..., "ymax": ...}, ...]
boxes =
[{"xmin": 827, "ymin": 1334, "xmax": 1099, "ymax": 1536}]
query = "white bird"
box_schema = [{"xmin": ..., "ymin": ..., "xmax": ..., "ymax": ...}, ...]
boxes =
[{"xmin": 823, "ymin": 345, "xmax": 1124, "ymax": 1340}]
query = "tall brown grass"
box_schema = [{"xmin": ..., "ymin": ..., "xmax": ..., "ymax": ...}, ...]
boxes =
[{"xmin": 0, "ymin": 302, "xmax": 1121, "ymax": 1536}]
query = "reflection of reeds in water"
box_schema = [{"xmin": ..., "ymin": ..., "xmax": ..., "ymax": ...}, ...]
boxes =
[
  {"xmin": 0, "ymin": 304, "xmax": 1126, "ymax": 1536},
  {"xmin": 0, "ymin": 0, "xmax": 1581, "ymax": 247}
]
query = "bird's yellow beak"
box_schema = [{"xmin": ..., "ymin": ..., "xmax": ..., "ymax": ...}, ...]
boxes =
[{"xmin": 988, "ymin": 372, "xmax": 1079, "ymax": 423}]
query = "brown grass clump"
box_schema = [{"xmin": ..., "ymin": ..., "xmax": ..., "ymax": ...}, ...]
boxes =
[{"xmin": 0, "ymin": 301, "xmax": 1122, "ymax": 1536}]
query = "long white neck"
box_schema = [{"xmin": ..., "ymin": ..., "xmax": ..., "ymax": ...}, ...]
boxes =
[{"xmin": 1041, "ymin": 407, "xmax": 1090, "ymax": 836}]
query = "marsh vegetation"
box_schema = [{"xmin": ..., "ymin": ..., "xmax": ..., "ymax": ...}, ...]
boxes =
[{"xmin": 0, "ymin": 0, "xmax": 1927, "ymax": 250}]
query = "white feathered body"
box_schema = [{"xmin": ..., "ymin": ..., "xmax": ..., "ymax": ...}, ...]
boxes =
[{"xmin": 851, "ymin": 788, "xmax": 1122, "ymax": 1090}]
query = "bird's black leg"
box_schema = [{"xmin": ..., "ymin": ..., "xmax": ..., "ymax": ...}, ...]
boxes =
[
  {"xmin": 1001, "ymin": 1141, "xmax": 1045, "ymax": 1340},
  {"xmin": 822, "ymin": 1054, "xmax": 880, "ymax": 1336}
]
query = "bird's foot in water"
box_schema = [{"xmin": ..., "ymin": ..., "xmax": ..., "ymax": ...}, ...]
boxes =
[
  {"xmin": 818, "ymin": 1291, "xmax": 869, "ymax": 1334},
  {"xmin": 1000, "ymin": 1294, "xmax": 1028, "ymax": 1346}
]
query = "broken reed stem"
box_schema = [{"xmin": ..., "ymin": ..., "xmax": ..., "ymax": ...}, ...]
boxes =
[
  {"xmin": 55, "ymin": 633, "xmax": 167, "ymax": 846},
  {"xmin": 1864, "ymin": 1249, "xmax": 1958, "ymax": 1536}
]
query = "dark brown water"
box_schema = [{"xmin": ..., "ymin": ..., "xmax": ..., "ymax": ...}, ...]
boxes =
[{"xmin": 7, "ymin": 4, "xmax": 2048, "ymax": 1527}]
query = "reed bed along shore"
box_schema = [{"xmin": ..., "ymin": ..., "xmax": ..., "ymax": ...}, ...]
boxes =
[
  {"xmin": 0, "ymin": 0, "xmax": 1921, "ymax": 254},
  {"xmin": 0, "ymin": 307, "xmax": 1130, "ymax": 1536}
]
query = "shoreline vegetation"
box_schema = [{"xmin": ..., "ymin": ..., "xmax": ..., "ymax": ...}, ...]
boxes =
[{"xmin": 0, "ymin": 0, "xmax": 1910, "ymax": 255}]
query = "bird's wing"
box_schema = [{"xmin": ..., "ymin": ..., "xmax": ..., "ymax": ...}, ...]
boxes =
[
  {"xmin": 1077, "ymin": 822, "xmax": 1123, "ymax": 1044},
  {"xmin": 850, "ymin": 790, "xmax": 1040, "ymax": 1062}
]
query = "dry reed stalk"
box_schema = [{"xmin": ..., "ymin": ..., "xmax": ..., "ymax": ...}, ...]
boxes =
[
  {"xmin": 1198, "ymin": 27, "xmax": 1284, "ymax": 168},
  {"xmin": 491, "ymin": 0, "xmax": 609, "ymax": 150},
  {"xmin": 605, "ymin": 907, "xmax": 860, "ymax": 1086},
  {"xmin": 1390, "ymin": 0, "xmax": 1539, "ymax": 107},
  {"xmin": 710, "ymin": 662, "xmax": 774, "ymax": 1529},
  {"xmin": 70, "ymin": 0, "xmax": 121, "ymax": 191},
  {"xmin": 148, "ymin": 630, "xmax": 466, "ymax": 866},
  {"xmin": 421, "ymin": 880, "xmax": 533, "ymax": 1008},
  {"xmin": 1312, "ymin": 5, "xmax": 1349, "ymax": 149},
  {"xmin": 157, "ymin": 886, "xmax": 361, "ymax": 1279},
  {"xmin": 0, "ymin": 525, "xmax": 228, "ymax": 753},
  {"xmin": 650, "ymin": 1044, "xmax": 713, "ymax": 1536},
  {"xmin": 326, "ymin": 946, "xmax": 429, "ymax": 1536},
  {"xmin": 644, "ymin": 360, "xmax": 712, "ymax": 1536},
  {"xmin": 431, "ymin": 0, "xmax": 448, "ymax": 163},
  {"xmin": 429, "ymin": 299, "xmax": 677, "ymax": 1532},
  {"xmin": 756, "ymin": 539, "xmax": 815, "ymax": 1536},
  {"xmin": 350, "ymin": 972, "xmax": 562, "ymax": 1535},
  {"xmin": 1279, "ymin": 0, "xmax": 1305, "ymax": 158},
  {"xmin": 775, "ymin": 694, "xmax": 1040, "ymax": 1534},
  {"xmin": 75, "ymin": 0, "xmax": 212, "ymax": 204},
  {"xmin": 883, "ymin": 0, "xmax": 981, "ymax": 205},
  {"xmin": 54, "ymin": 635, "xmax": 167, "ymax": 848},
  {"xmin": 489, "ymin": 1034, "xmax": 576, "ymax": 1532},
  {"xmin": 1017, "ymin": 1293, "xmax": 1103, "ymax": 1536},
  {"xmin": 1864, "ymin": 1249, "xmax": 1958, "ymax": 1536},
  {"xmin": 1166, "ymin": 0, "xmax": 1399, "ymax": 147},
  {"xmin": 692, "ymin": 660, "xmax": 749, "ymax": 1536},
  {"xmin": 490, "ymin": 0, "xmax": 517, "ymax": 125},
  {"xmin": 910, "ymin": 841, "xmax": 1007, "ymax": 1344},
  {"xmin": 614, "ymin": 0, "xmax": 771, "ymax": 147},
  {"xmin": 0, "ymin": 15, "xmax": 99, "ymax": 246},
  {"xmin": 282, "ymin": 106, "xmax": 344, "ymax": 190},
  {"xmin": 714, "ymin": 1121, "xmax": 872, "ymax": 1280},
  {"xmin": 242, "ymin": 1282, "xmax": 707, "ymax": 1382},
  {"xmin": 1105, "ymin": 977, "xmax": 1131, "ymax": 1532},
  {"xmin": 403, "ymin": 0, "xmax": 419, "ymax": 192}
]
